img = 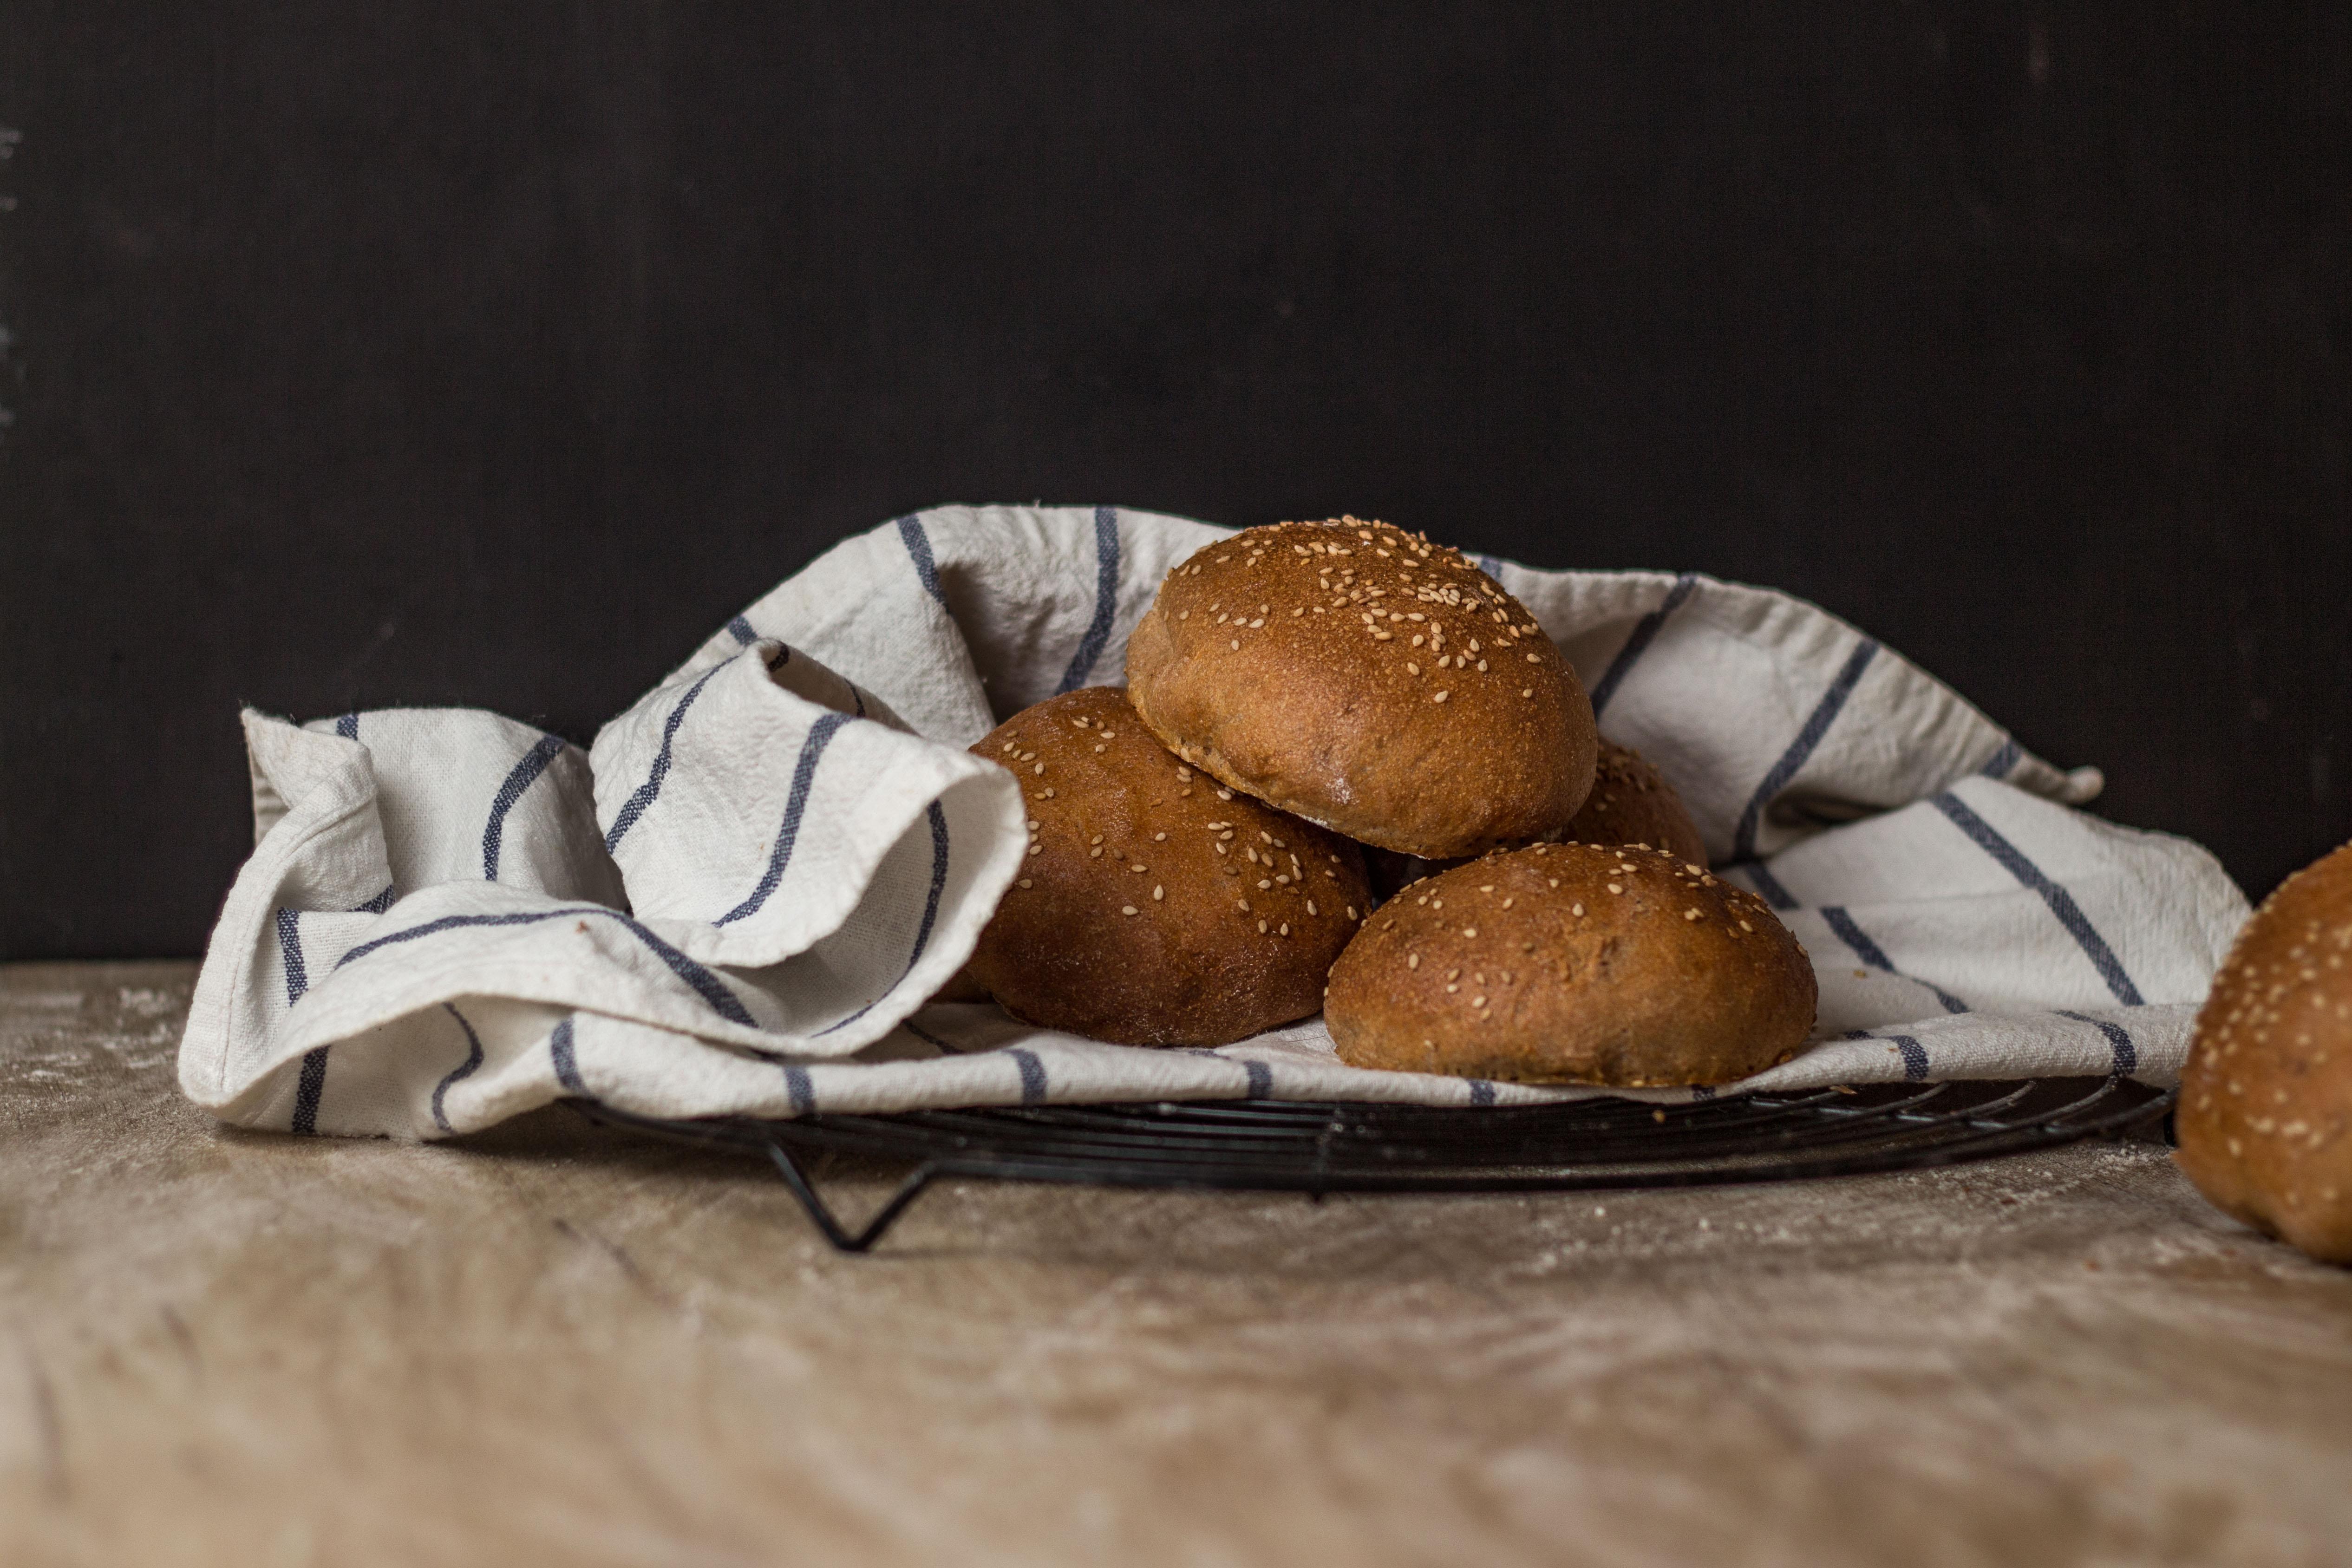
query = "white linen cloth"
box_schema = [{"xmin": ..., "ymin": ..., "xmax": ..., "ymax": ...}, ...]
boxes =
[{"xmin": 179, "ymin": 506, "xmax": 2249, "ymax": 1137}]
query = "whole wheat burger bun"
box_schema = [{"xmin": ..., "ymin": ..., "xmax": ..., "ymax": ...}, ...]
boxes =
[
  {"xmin": 1565, "ymin": 741, "xmax": 1708, "ymax": 867},
  {"xmin": 1365, "ymin": 740, "xmax": 1710, "ymax": 900},
  {"xmin": 1326, "ymin": 843, "xmax": 1816, "ymax": 1086},
  {"xmin": 2176, "ymin": 841, "xmax": 2352, "ymax": 1263},
  {"xmin": 1124, "ymin": 517, "xmax": 1599, "ymax": 859},
  {"xmin": 966, "ymin": 686, "xmax": 1373, "ymax": 1046}
]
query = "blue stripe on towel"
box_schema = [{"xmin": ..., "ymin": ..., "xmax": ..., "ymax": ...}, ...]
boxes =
[
  {"xmin": 715, "ymin": 712, "xmax": 853, "ymax": 926},
  {"xmin": 276, "ymin": 909, "xmax": 329, "ymax": 1134},
  {"xmin": 727, "ymin": 616, "xmax": 758, "ymax": 646},
  {"xmin": 604, "ymin": 662, "xmax": 728, "ymax": 853},
  {"xmin": 784, "ymin": 1065, "xmax": 816, "ymax": 1114},
  {"xmin": 1931, "ymin": 793, "xmax": 2145, "ymax": 1006},
  {"xmin": 903, "ymin": 1019, "xmax": 961, "ymax": 1056},
  {"xmin": 1055, "ymin": 506, "xmax": 1122, "ymax": 693},
  {"xmin": 815, "ymin": 802, "xmax": 954, "ymax": 1037},
  {"xmin": 336, "ymin": 907, "xmax": 758, "ymax": 1027},
  {"xmin": 896, "ymin": 514, "xmax": 947, "ymax": 606},
  {"xmin": 1890, "ymin": 1035, "xmax": 1930, "ymax": 1080},
  {"xmin": 1978, "ymin": 739, "xmax": 2022, "ymax": 779},
  {"xmin": 291, "ymin": 1048, "xmax": 329, "ymax": 1135},
  {"xmin": 1468, "ymin": 1079, "xmax": 1497, "ymax": 1106},
  {"xmin": 431, "ymin": 1004, "xmax": 487, "ymax": 1133},
  {"xmin": 1477, "ymin": 555, "xmax": 1506, "ymax": 581},
  {"xmin": 335, "ymin": 712, "xmax": 359, "ymax": 740},
  {"xmin": 275, "ymin": 908, "xmax": 309, "ymax": 1006},
  {"xmin": 1819, "ymin": 905, "xmax": 1970, "ymax": 1014},
  {"xmin": 1732, "ymin": 639, "xmax": 1879, "ymax": 861},
  {"xmin": 1245, "ymin": 1060, "xmax": 1273, "ymax": 1099},
  {"xmin": 356, "ymin": 884, "xmax": 397, "ymax": 914},
  {"xmin": 1008, "ymin": 1048, "xmax": 1048, "ymax": 1104},
  {"xmin": 1585, "ymin": 574, "xmax": 1699, "ymax": 719},
  {"xmin": 1741, "ymin": 861, "xmax": 1801, "ymax": 911},
  {"xmin": 2056, "ymin": 1009, "xmax": 2139, "ymax": 1076},
  {"xmin": 482, "ymin": 734, "xmax": 568, "ymax": 882},
  {"xmin": 549, "ymin": 1017, "xmax": 587, "ymax": 1095}
]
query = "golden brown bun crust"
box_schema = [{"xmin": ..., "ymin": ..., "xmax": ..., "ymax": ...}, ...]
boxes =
[
  {"xmin": 965, "ymin": 687, "xmax": 1373, "ymax": 1046},
  {"xmin": 1564, "ymin": 742, "xmax": 1708, "ymax": 867},
  {"xmin": 2176, "ymin": 841, "xmax": 2352, "ymax": 1263},
  {"xmin": 1365, "ymin": 742, "xmax": 1709, "ymax": 899},
  {"xmin": 1124, "ymin": 517, "xmax": 1598, "ymax": 859},
  {"xmin": 1326, "ymin": 843, "xmax": 1816, "ymax": 1087}
]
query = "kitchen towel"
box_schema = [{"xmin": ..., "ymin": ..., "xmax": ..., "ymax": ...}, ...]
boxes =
[{"xmin": 179, "ymin": 505, "xmax": 2249, "ymax": 1137}]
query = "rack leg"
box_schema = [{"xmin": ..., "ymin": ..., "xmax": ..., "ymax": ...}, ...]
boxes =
[{"xmin": 763, "ymin": 1141, "xmax": 938, "ymax": 1253}]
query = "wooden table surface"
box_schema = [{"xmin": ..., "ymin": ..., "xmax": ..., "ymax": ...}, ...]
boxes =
[{"xmin": 6, "ymin": 961, "xmax": 2351, "ymax": 1567}]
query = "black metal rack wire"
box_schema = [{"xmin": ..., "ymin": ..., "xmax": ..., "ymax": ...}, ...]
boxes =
[{"xmin": 574, "ymin": 1074, "xmax": 2176, "ymax": 1252}]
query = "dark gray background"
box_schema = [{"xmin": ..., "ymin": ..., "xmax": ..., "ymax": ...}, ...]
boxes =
[{"xmin": 2, "ymin": 2, "xmax": 2345, "ymax": 958}]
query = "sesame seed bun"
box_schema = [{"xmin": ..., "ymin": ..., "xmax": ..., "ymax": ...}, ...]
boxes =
[
  {"xmin": 1124, "ymin": 517, "xmax": 1599, "ymax": 859},
  {"xmin": 2176, "ymin": 841, "xmax": 2352, "ymax": 1263},
  {"xmin": 1326, "ymin": 843, "xmax": 1816, "ymax": 1087},
  {"xmin": 1565, "ymin": 741, "xmax": 1708, "ymax": 867},
  {"xmin": 966, "ymin": 686, "xmax": 1374, "ymax": 1046},
  {"xmin": 1360, "ymin": 741, "xmax": 1708, "ymax": 902}
]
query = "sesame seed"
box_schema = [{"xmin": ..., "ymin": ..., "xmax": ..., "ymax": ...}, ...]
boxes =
[
  {"xmin": 1122, "ymin": 906, "xmax": 1138, "ymax": 916},
  {"xmin": 1280, "ymin": 923, "xmax": 1290, "ymax": 935},
  {"xmin": 1258, "ymin": 920, "xmax": 1268, "ymax": 933},
  {"xmin": 1685, "ymin": 909, "xmax": 1701, "ymax": 921},
  {"xmin": 1571, "ymin": 903, "xmax": 1583, "ymax": 916},
  {"xmin": 1463, "ymin": 928, "xmax": 1478, "ymax": 937},
  {"xmin": 1001, "ymin": 741, "xmax": 1017, "ymax": 752},
  {"xmin": 1686, "ymin": 864, "xmax": 1702, "ymax": 875},
  {"xmin": 1433, "ymin": 691, "xmax": 1450, "ymax": 703},
  {"xmin": 1032, "ymin": 762, "xmax": 1044, "ymax": 774},
  {"xmin": 1739, "ymin": 920, "xmax": 1753, "ymax": 932},
  {"xmin": 1502, "ymin": 897, "xmax": 1514, "ymax": 908},
  {"xmin": 1029, "ymin": 845, "xmax": 1043, "ymax": 856},
  {"xmin": 1017, "ymin": 878, "xmax": 1032, "ymax": 889},
  {"xmin": 1042, "ymin": 788, "xmax": 1055, "ymax": 798},
  {"xmin": 1527, "ymin": 653, "xmax": 1540, "ymax": 662},
  {"xmin": 1521, "ymin": 688, "xmax": 1533, "ymax": 698},
  {"xmin": 1472, "ymin": 996, "xmax": 1486, "ymax": 1007},
  {"xmin": 1154, "ymin": 832, "xmax": 1167, "ymax": 841},
  {"xmin": 1607, "ymin": 883, "xmax": 1622, "ymax": 894},
  {"xmin": 1477, "ymin": 660, "xmax": 1488, "ymax": 671},
  {"xmin": 1153, "ymin": 886, "xmax": 1164, "ymax": 901},
  {"xmin": 1446, "ymin": 984, "xmax": 1458, "ymax": 993},
  {"xmin": 1028, "ymin": 819, "xmax": 1040, "ymax": 829},
  {"xmin": 1408, "ymin": 954, "xmax": 1421, "ymax": 969},
  {"xmin": 1090, "ymin": 847, "xmax": 1103, "ymax": 858},
  {"xmin": 1090, "ymin": 835, "xmax": 1103, "ymax": 844},
  {"xmin": 1230, "ymin": 639, "xmax": 1240, "ymax": 650},
  {"xmin": 1346, "ymin": 906, "xmax": 1359, "ymax": 919},
  {"xmin": 1131, "ymin": 864, "xmax": 1146, "ymax": 873},
  {"xmin": 1480, "ymin": 885, "xmax": 1493, "ymax": 892},
  {"xmin": 1406, "ymin": 662, "xmax": 1420, "ymax": 675},
  {"xmin": 1217, "ymin": 790, "xmax": 1233, "ymax": 800}
]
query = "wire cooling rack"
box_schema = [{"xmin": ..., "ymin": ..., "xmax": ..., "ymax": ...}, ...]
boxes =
[{"xmin": 573, "ymin": 1075, "xmax": 2175, "ymax": 1252}]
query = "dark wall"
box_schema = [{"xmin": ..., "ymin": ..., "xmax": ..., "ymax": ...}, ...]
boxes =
[{"xmin": 2, "ymin": 2, "xmax": 2345, "ymax": 957}]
